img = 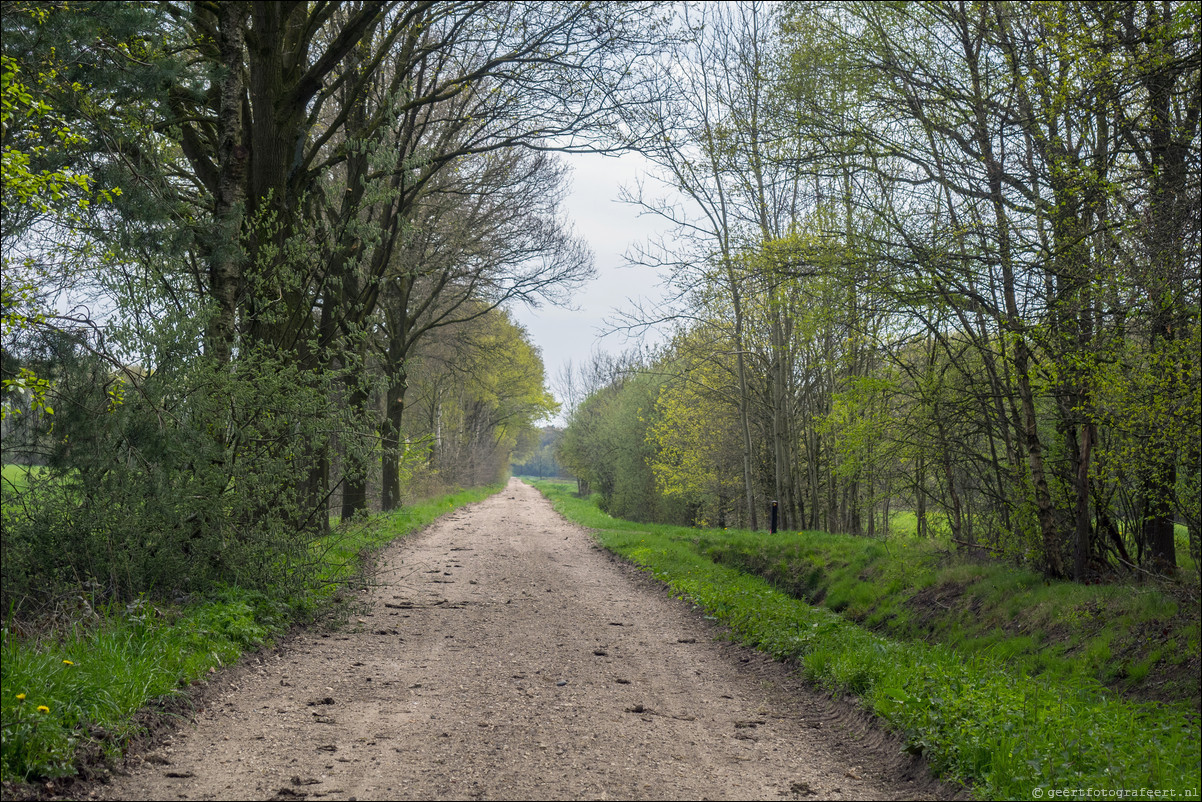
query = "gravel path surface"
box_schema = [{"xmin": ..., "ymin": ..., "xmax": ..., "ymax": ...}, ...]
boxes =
[{"xmin": 100, "ymin": 478, "xmax": 955, "ymax": 801}]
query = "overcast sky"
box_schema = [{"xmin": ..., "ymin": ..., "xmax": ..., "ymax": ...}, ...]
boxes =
[{"xmin": 508, "ymin": 150, "xmax": 677, "ymax": 423}]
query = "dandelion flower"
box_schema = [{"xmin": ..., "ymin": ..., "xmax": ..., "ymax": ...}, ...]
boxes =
[
  {"xmin": 16, "ymin": 693, "xmax": 26, "ymax": 700},
  {"xmin": 62, "ymin": 660, "xmax": 74, "ymax": 665},
  {"xmin": 37, "ymin": 705, "xmax": 50, "ymax": 713}
]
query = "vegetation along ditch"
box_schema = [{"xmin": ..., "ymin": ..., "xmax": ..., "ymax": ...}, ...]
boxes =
[{"xmin": 529, "ymin": 479, "xmax": 1201, "ymax": 801}]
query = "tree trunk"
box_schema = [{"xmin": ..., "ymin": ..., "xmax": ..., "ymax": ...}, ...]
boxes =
[
  {"xmin": 1130, "ymin": 3, "xmax": 1190, "ymax": 573},
  {"xmin": 340, "ymin": 376, "xmax": 371, "ymax": 519},
  {"xmin": 205, "ymin": 2, "xmax": 249, "ymax": 366},
  {"xmin": 769, "ymin": 300, "xmax": 798, "ymax": 531},
  {"xmin": 916, "ymin": 453, "xmax": 927, "ymax": 538},
  {"xmin": 964, "ymin": 7, "xmax": 1063, "ymax": 576},
  {"xmin": 300, "ymin": 447, "xmax": 331, "ymax": 536},
  {"xmin": 382, "ymin": 374, "xmax": 407, "ymax": 512},
  {"xmin": 1073, "ymin": 422, "xmax": 1095, "ymax": 579},
  {"xmin": 726, "ymin": 265, "xmax": 758, "ymax": 531}
]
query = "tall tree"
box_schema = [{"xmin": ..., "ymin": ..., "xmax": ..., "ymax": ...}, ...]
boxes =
[{"xmin": 371, "ymin": 145, "xmax": 591, "ymax": 511}]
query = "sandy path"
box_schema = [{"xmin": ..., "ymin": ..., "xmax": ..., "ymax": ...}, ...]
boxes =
[{"xmin": 100, "ymin": 479, "xmax": 953, "ymax": 801}]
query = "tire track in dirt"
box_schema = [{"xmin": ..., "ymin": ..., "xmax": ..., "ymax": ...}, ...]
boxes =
[{"xmin": 100, "ymin": 478, "xmax": 957, "ymax": 801}]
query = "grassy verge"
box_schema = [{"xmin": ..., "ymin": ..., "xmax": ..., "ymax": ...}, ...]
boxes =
[
  {"xmin": 529, "ymin": 479, "xmax": 1201, "ymax": 800},
  {"xmin": 0, "ymin": 484, "xmax": 500, "ymax": 785},
  {"xmin": 692, "ymin": 528, "xmax": 1199, "ymax": 707},
  {"xmin": 1, "ymin": 587, "xmax": 289, "ymax": 782}
]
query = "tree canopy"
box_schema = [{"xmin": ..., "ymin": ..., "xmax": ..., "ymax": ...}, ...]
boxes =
[{"xmin": 561, "ymin": 0, "xmax": 1199, "ymax": 581}]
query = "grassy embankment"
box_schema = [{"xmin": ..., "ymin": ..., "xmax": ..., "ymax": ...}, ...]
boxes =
[
  {"xmin": 529, "ymin": 478, "xmax": 1200, "ymax": 801},
  {"xmin": 1, "ymin": 479, "xmax": 502, "ymax": 785}
]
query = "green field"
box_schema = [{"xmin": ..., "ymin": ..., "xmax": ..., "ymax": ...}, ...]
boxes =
[{"xmin": 1, "ymin": 463, "xmax": 46, "ymax": 491}]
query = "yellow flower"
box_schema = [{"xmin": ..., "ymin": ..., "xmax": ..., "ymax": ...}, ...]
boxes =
[
  {"xmin": 16, "ymin": 693, "xmax": 26, "ymax": 701},
  {"xmin": 37, "ymin": 705, "xmax": 49, "ymax": 713},
  {"xmin": 62, "ymin": 660, "xmax": 74, "ymax": 665}
]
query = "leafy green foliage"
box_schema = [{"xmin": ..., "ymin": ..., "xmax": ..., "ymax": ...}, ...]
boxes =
[
  {"xmin": 1, "ymin": 4, "xmax": 122, "ymax": 421},
  {"xmin": 0, "ymin": 50, "xmax": 92, "ymax": 215},
  {"xmin": 406, "ymin": 309, "xmax": 559, "ymax": 490},
  {"xmin": 645, "ymin": 343, "xmax": 745, "ymax": 527},
  {"xmin": 558, "ymin": 368, "xmax": 689, "ymax": 523},
  {"xmin": 2, "ymin": 0, "xmax": 603, "ymax": 555},
  {"xmin": 511, "ymin": 426, "xmax": 569, "ymax": 479},
  {"xmin": 1, "ymin": 328, "xmax": 376, "ymax": 613},
  {"xmin": 605, "ymin": 0, "xmax": 1201, "ymax": 579}
]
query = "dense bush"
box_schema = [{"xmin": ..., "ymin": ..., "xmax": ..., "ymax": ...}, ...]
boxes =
[
  {"xmin": 557, "ymin": 369, "xmax": 694, "ymax": 524},
  {"xmin": 2, "ymin": 335, "xmax": 366, "ymax": 614}
]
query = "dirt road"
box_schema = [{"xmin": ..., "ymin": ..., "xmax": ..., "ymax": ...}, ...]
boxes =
[{"xmin": 100, "ymin": 479, "xmax": 953, "ymax": 801}]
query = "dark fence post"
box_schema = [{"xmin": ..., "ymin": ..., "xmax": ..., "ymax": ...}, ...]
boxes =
[{"xmin": 770, "ymin": 500, "xmax": 778, "ymax": 534}]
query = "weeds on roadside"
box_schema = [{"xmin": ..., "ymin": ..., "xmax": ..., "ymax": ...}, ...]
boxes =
[{"xmin": 0, "ymin": 589, "xmax": 283, "ymax": 782}]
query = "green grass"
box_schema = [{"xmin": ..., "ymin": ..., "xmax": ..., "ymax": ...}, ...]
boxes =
[
  {"xmin": 0, "ymin": 483, "xmax": 501, "ymax": 784},
  {"xmin": 1, "ymin": 587, "xmax": 286, "ymax": 781},
  {"xmin": 684, "ymin": 520, "xmax": 1198, "ymax": 706},
  {"xmin": 529, "ymin": 479, "xmax": 1201, "ymax": 800},
  {"xmin": 1, "ymin": 464, "xmax": 48, "ymax": 492}
]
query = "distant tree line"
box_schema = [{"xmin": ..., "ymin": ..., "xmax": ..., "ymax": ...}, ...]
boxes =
[
  {"xmin": 558, "ymin": 1, "xmax": 1200, "ymax": 581},
  {"xmin": 510, "ymin": 426, "xmax": 570, "ymax": 480}
]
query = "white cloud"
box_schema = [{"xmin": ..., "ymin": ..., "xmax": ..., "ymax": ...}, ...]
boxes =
[{"xmin": 509, "ymin": 150, "xmax": 675, "ymax": 418}]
